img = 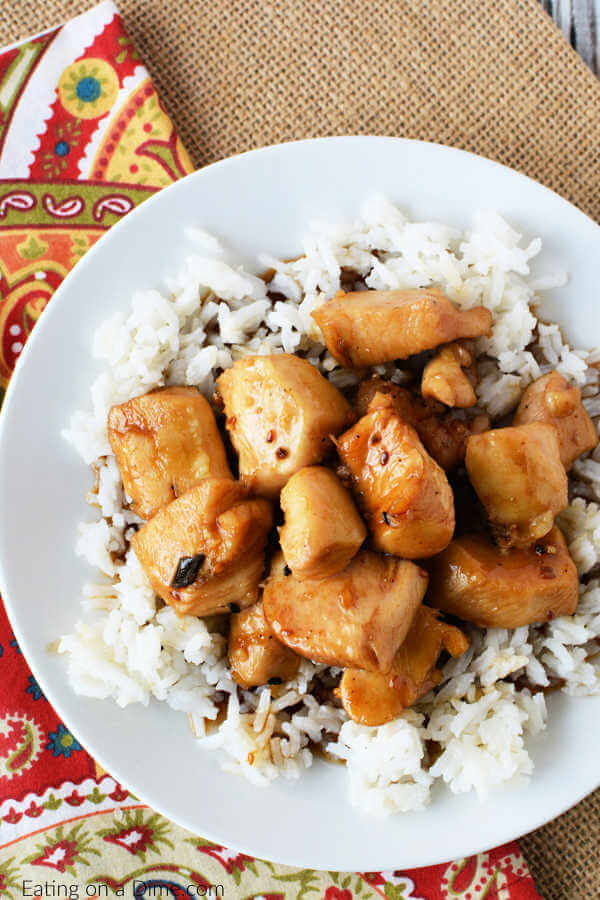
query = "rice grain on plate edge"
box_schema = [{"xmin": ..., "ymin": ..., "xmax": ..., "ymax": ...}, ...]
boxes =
[{"xmin": 60, "ymin": 196, "xmax": 600, "ymax": 815}]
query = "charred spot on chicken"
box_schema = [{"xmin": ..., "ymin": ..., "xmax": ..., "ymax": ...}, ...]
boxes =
[{"xmin": 171, "ymin": 553, "xmax": 206, "ymax": 588}]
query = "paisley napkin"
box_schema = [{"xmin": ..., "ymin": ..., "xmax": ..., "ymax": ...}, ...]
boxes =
[{"xmin": 0, "ymin": 3, "xmax": 542, "ymax": 896}]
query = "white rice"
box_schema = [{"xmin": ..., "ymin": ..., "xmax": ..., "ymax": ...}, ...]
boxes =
[{"xmin": 60, "ymin": 197, "xmax": 600, "ymax": 815}]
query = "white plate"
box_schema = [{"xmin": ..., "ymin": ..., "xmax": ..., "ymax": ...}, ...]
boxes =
[{"xmin": 1, "ymin": 137, "xmax": 599, "ymax": 871}]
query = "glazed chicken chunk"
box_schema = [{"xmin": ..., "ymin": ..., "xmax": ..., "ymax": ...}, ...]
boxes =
[
  {"xmin": 355, "ymin": 377, "xmax": 489, "ymax": 470},
  {"xmin": 263, "ymin": 551, "xmax": 428, "ymax": 672},
  {"xmin": 417, "ymin": 413, "xmax": 490, "ymax": 471},
  {"xmin": 336, "ymin": 393, "xmax": 455, "ymax": 558},
  {"xmin": 428, "ymin": 526, "xmax": 578, "ymax": 627},
  {"xmin": 421, "ymin": 342, "xmax": 477, "ymax": 408},
  {"xmin": 311, "ymin": 288, "xmax": 492, "ymax": 368},
  {"xmin": 131, "ymin": 478, "xmax": 273, "ymax": 617},
  {"xmin": 355, "ymin": 377, "xmax": 430, "ymax": 421},
  {"xmin": 338, "ymin": 606, "xmax": 469, "ymax": 726},
  {"xmin": 228, "ymin": 601, "xmax": 300, "ymax": 689},
  {"xmin": 466, "ymin": 423, "xmax": 568, "ymax": 549},
  {"xmin": 279, "ymin": 467, "xmax": 367, "ymax": 580},
  {"xmin": 217, "ymin": 354, "xmax": 353, "ymax": 497},
  {"xmin": 514, "ymin": 371, "xmax": 598, "ymax": 470},
  {"xmin": 108, "ymin": 386, "xmax": 231, "ymax": 519}
]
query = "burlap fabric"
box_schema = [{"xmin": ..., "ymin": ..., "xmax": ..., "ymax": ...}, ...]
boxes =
[{"xmin": 3, "ymin": 1, "xmax": 600, "ymax": 897}]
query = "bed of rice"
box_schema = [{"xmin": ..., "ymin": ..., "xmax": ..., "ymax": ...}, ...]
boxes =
[{"xmin": 60, "ymin": 197, "xmax": 600, "ymax": 816}]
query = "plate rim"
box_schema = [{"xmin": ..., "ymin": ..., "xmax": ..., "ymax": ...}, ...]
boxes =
[{"xmin": 1, "ymin": 134, "xmax": 600, "ymax": 870}]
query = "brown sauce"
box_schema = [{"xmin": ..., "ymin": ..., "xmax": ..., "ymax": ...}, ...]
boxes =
[
  {"xmin": 310, "ymin": 740, "xmax": 344, "ymax": 766},
  {"xmin": 203, "ymin": 697, "xmax": 229, "ymax": 735}
]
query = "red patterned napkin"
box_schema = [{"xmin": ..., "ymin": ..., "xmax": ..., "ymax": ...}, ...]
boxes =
[{"xmin": 0, "ymin": 3, "xmax": 542, "ymax": 896}]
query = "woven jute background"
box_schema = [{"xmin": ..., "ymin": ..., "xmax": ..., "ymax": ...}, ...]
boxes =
[
  {"xmin": 4, "ymin": 0, "xmax": 600, "ymax": 223},
  {"xmin": 3, "ymin": 1, "xmax": 600, "ymax": 897}
]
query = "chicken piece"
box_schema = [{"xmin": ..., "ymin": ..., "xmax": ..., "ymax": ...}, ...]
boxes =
[
  {"xmin": 338, "ymin": 606, "xmax": 469, "ymax": 726},
  {"xmin": 355, "ymin": 377, "xmax": 489, "ymax": 470},
  {"xmin": 336, "ymin": 394, "xmax": 455, "ymax": 558},
  {"xmin": 263, "ymin": 551, "xmax": 428, "ymax": 672},
  {"xmin": 418, "ymin": 413, "xmax": 490, "ymax": 471},
  {"xmin": 421, "ymin": 342, "xmax": 477, "ymax": 408},
  {"xmin": 428, "ymin": 526, "xmax": 578, "ymax": 627},
  {"xmin": 228, "ymin": 601, "xmax": 300, "ymax": 689},
  {"xmin": 312, "ymin": 288, "xmax": 492, "ymax": 368},
  {"xmin": 217, "ymin": 354, "xmax": 353, "ymax": 497},
  {"xmin": 279, "ymin": 467, "xmax": 366, "ymax": 579},
  {"xmin": 355, "ymin": 377, "xmax": 434, "ymax": 420},
  {"xmin": 108, "ymin": 386, "xmax": 231, "ymax": 519},
  {"xmin": 465, "ymin": 423, "xmax": 567, "ymax": 549},
  {"xmin": 514, "ymin": 371, "xmax": 597, "ymax": 470},
  {"xmin": 131, "ymin": 478, "xmax": 273, "ymax": 617}
]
